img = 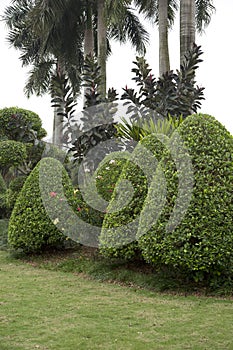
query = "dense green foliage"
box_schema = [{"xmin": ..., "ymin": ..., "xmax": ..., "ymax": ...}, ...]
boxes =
[
  {"xmin": 0, "ymin": 107, "xmax": 47, "ymax": 179},
  {"xmin": 6, "ymin": 176, "xmax": 27, "ymax": 210},
  {"xmin": 0, "ymin": 140, "xmax": 27, "ymax": 168},
  {"xmin": 99, "ymin": 134, "xmax": 168, "ymax": 260},
  {"xmin": 0, "ymin": 107, "xmax": 46, "ymax": 141},
  {"xmin": 138, "ymin": 114, "xmax": 233, "ymax": 281},
  {"xmin": 66, "ymin": 55, "xmax": 119, "ymax": 169},
  {"xmin": 8, "ymin": 158, "xmax": 75, "ymax": 253},
  {"xmin": 121, "ymin": 44, "xmax": 204, "ymax": 120}
]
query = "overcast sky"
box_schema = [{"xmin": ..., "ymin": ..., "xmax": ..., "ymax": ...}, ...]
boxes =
[{"xmin": 0, "ymin": 0, "xmax": 233, "ymax": 139}]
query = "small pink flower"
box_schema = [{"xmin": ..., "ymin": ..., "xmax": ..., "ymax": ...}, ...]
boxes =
[
  {"xmin": 49, "ymin": 191, "xmax": 57, "ymax": 198},
  {"xmin": 77, "ymin": 207, "xmax": 81, "ymax": 212},
  {"xmin": 59, "ymin": 198, "xmax": 64, "ymax": 201}
]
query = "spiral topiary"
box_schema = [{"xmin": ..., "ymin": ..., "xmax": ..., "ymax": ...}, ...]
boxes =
[{"xmin": 99, "ymin": 134, "xmax": 168, "ymax": 260}]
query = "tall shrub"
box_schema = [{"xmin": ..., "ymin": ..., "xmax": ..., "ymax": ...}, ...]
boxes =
[
  {"xmin": 138, "ymin": 114, "xmax": 233, "ymax": 280},
  {"xmin": 8, "ymin": 157, "xmax": 74, "ymax": 253},
  {"xmin": 99, "ymin": 133, "xmax": 168, "ymax": 260}
]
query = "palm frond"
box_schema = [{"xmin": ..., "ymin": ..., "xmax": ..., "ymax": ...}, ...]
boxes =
[
  {"xmin": 109, "ymin": 8, "xmax": 149, "ymax": 54},
  {"xmin": 195, "ymin": 0, "xmax": 216, "ymax": 33},
  {"xmin": 24, "ymin": 60, "xmax": 55, "ymax": 97}
]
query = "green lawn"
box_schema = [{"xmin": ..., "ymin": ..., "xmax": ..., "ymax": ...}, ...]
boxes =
[{"xmin": 0, "ymin": 251, "xmax": 233, "ymax": 350}]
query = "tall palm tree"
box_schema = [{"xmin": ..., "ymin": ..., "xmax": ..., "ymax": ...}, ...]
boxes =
[
  {"xmin": 134, "ymin": 0, "xmax": 178, "ymax": 75},
  {"xmin": 134, "ymin": 0, "xmax": 214, "ymax": 72}
]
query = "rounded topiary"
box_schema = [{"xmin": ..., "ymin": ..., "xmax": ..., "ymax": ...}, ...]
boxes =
[
  {"xmin": 0, "ymin": 140, "xmax": 27, "ymax": 168},
  {"xmin": 8, "ymin": 157, "xmax": 75, "ymax": 253},
  {"xmin": 138, "ymin": 114, "xmax": 233, "ymax": 279},
  {"xmin": 0, "ymin": 107, "xmax": 47, "ymax": 140},
  {"xmin": 99, "ymin": 134, "xmax": 168, "ymax": 260}
]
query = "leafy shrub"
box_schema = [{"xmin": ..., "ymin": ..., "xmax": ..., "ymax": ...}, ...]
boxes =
[
  {"xmin": 121, "ymin": 44, "xmax": 204, "ymax": 120},
  {"xmin": 6, "ymin": 176, "xmax": 27, "ymax": 210},
  {"xmin": 99, "ymin": 134, "xmax": 168, "ymax": 260},
  {"xmin": 0, "ymin": 140, "xmax": 27, "ymax": 168},
  {"xmin": 0, "ymin": 107, "xmax": 47, "ymax": 141},
  {"xmin": 138, "ymin": 114, "xmax": 233, "ymax": 280},
  {"xmin": 8, "ymin": 157, "xmax": 75, "ymax": 253}
]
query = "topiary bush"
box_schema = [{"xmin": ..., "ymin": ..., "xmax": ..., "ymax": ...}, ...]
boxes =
[
  {"xmin": 8, "ymin": 157, "xmax": 75, "ymax": 253},
  {"xmin": 99, "ymin": 134, "xmax": 168, "ymax": 260},
  {"xmin": 0, "ymin": 107, "xmax": 47, "ymax": 141},
  {"xmin": 138, "ymin": 114, "xmax": 233, "ymax": 281}
]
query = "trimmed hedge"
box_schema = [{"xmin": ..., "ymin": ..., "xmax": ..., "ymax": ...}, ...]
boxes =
[
  {"xmin": 99, "ymin": 134, "xmax": 168, "ymax": 260},
  {"xmin": 8, "ymin": 157, "xmax": 75, "ymax": 253},
  {"xmin": 138, "ymin": 114, "xmax": 233, "ymax": 279}
]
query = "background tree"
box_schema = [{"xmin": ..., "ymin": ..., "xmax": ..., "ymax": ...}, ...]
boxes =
[{"xmin": 134, "ymin": 0, "xmax": 215, "ymax": 72}]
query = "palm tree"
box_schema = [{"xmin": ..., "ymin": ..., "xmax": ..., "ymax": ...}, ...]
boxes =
[
  {"xmin": 134, "ymin": 0, "xmax": 178, "ymax": 75},
  {"xmin": 134, "ymin": 0, "xmax": 215, "ymax": 72}
]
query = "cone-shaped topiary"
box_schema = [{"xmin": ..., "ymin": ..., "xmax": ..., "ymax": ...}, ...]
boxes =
[
  {"xmin": 8, "ymin": 157, "xmax": 75, "ymax": 253},
  {"xmin": 138, "ymin": 114, "xmax": 233, "ymax": 280},
  {"xmin": 99, "ymin": 134, "xmax": 168, "ymax": 260}
]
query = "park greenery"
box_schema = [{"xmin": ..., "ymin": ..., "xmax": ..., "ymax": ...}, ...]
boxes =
[{"xmin": 0, "ymin": 0, "xmax": 232, "ymax": 337}]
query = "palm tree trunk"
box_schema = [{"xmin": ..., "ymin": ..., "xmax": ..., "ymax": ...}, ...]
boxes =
[
  {"xmin": 97, "ymin": 0, "xmax": 107, "ymax": 98},
  {"xmin": 159, "ymin": 0, "xmax": 170, "ymax": 76},
  {"xmin": 180, "ymin": 0, "xmax": 195, "ymax": 66},
  {"xmin": 83, "ymin": 4, "xmax": 94, "ymax": 107},
  {"xmin": 84, "ymin": 4, "xmax": 94, "ymax": 57},
  {"xmin": 52, "ymin": 59, "xmax": 65, "ymax": 146}
]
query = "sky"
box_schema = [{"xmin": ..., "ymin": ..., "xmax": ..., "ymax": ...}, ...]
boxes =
[{"xmin": 0, "ymin": 0, "xmax": 233, "ymax": 140}]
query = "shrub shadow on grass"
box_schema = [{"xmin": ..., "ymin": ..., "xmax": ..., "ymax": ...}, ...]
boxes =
[{"xmin": 16, "ymin": 245, "xmax": 233, "ymax": 299}]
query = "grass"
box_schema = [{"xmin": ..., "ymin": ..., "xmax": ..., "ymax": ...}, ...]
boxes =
[
  {"xmin": 18, "ymin": 247, "xmax": 233, "ymax": 297},
  {"xmin": 1, "ymin": 250, "xmax": 233, "ymax": 350}
]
